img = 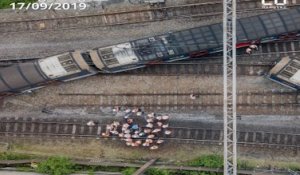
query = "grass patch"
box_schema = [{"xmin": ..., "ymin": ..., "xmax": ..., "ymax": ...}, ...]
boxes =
[
  {"xmin": 188, "ymin": 154, "xmax": 223, "ymax": 168},
  {"xmin": 237, "ymin": 160, "xmax": 256, "ymax": 170},
  {"xmin": 144, "ymin": 168, "xmax": 221, "ymax": 175},
  {"xmin": 0, "ymin": 0, "xmax": 37, "ymax": 9},
  {"xmin": 36, "ymin": 156, "xmax": 75, "ymax": 175},
  {"xmin": 122, "ymin": 167, "xmax": 137, "ymax": 175},
  {"xmin": 0, "ymin": 152, "xmax": 33, "ymax": 160}
]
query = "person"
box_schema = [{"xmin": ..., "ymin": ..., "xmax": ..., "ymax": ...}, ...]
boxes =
[
  {"xmin": 86, "ymin": 120, "xmax": 95, "ymax": 126},
  {"xmin": 113, "ymin": 106, "xmax": 120, "ymax": 113},
  {"xmin": 131, "ymin": 124, "xmax": 139, "ymax": 131},
  {"xmin": 157, "ymin": 122, "xmax": 163, "ymax": 127},
  {"xmin": 147, "ymin": 113, "xmax": 154, "ymax": 119},
  {"xmin": 144, "ymin": 128, "xmax": 151, "ymax": 134},
  {"xmin": 132, "ymin": 133, "xmax": 139, "ymax": 138},
  {"xmin": 150, "ymin": 145, "xmax": 159, "ymax": 150},
  {"xmin": 110, "ymin": 130, "xmax": 119, "ymax": 135},
  {"xmin": 132, "ymin": 107, "xmax": 139, "ymax": 113},
  {"xmin": 126, "ymin": 141, "xmax": 132, "ymax": 146},
  {"xmin": 148, "ymin": 134, "xmax": 155, "ymax": 139},
  {"xmin": 125, "ymin": 108, "xmax": 131, "ymax": 114},
  {"xmin": 135, "ymin": 140, "xmax": 142, "ymax": 145},
  {"xmin": 143, "ymin": 142, "xmax": 150, "ymax": 147},
  {"xmin": 145, "ymin": 139, "xmax": 153, "ymax": 144},
  {"xmin": 152, "ymin": 128, "xmax": 161, "ymax": 133},
  {"xmin": 190, "ymin": 94, "xmax": 198, "ymax": 100},
  {"xmin": 164, "ymin": 130, "xmax": 172, "ymax": 135},
  {"xmin": 156, "ymin": 116, "xmax": 162, "ymax": 121},
  {"xmin": 246, "ymin": 47, "xmax": 252, "ymax": 55},
  {"xmin": 113, "ymin": 121, "xmax": 120, "ymax": 127},
  {"xmin": 162, "ymin": 124, "xmax": 169, "ymax": 129},
  {"xmin": 156, "ymin": 139, "xmax": 164, "ymax": 144},
  {"xmin": 249, "ymin": 44, "xmax": 258, "ymax": 50},
  {"xmin": 146, "ymin": 123, "xmax": 153, "ymax": 128},
  {"xmin": 101, "ymin": 132, "xmax": 109, "ymax": 137},
  {"xmin": 118, "ymin": 133, "xmax": 124, "ymax": 138},
  {"xmin": 147, "ymin": 118, "xmax": 154, "ymax": 123},
  {"xmin": 127, "ymin": 118, "xmax": 133, "ymax": 125},
  {"xmin": 162, "ymin": 115, "xmax": 169, "ymax": 120},
  {"xmin": 136, "ymin": 111, "xmax": 142, "ymax": 117},
  {"xmin": 139, "ymin": 132, "xmax": 146, "ymax": 137}
]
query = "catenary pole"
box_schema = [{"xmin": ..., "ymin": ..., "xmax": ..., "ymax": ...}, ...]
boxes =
[{"xmin": 223, "ymin": 0, "xmax": 237, "ymax": 174}]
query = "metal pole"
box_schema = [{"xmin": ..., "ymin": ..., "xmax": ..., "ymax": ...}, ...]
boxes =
[{"xmin": 223, "ymin": 0, "xmax": 237, "ymax": 174}]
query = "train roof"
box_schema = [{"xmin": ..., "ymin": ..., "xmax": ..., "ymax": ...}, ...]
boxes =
[
  {"xmin": 0, "ymin": 61, "xmax": 48, "ymax": 93},
  {"xmin": 130, "ymin": 7, "xmax": 300, "ymax": 61}
]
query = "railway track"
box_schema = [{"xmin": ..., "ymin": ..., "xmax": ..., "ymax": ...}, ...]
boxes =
[
  {"xmin": 55, "ymin": 91, "xmax": 300, "ymax": 116},
  {"xmin": 0, "ymin": 117, "xmax": 299, "ymax": 149},
  {"xmin": 0, "ymin": 0, "xmax": 291, "ymax": 33},
  {"xmin": 125, "ymin": 62, "xmax": 273, "ymax": 76}
]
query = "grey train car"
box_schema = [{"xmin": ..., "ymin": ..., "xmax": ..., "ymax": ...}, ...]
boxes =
[
  {"xmin": 1, "ymin": 7, "xmax": 300, "ymax": 95},
  {"xmin": 268, "ymin": 57, "xmax": 300, "ymax": 90},
  {"xmin": 0, "ymin": 51, "xmax": 98, "ymax": 95},
  {"xmin": 92, "ymin": 7, "xmax": 300, "ymax": 73}
]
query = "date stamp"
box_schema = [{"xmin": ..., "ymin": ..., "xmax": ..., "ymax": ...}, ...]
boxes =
[{"xmin": 10, "ymin": 0, "xmax": 87, "ymax": 10}]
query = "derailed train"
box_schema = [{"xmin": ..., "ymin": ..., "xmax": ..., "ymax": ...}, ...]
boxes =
[{"xmin": 1, "ymin": 7, "xmax": 300, "ymax": 94}]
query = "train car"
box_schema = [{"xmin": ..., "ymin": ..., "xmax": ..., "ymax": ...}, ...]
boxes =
[
  {"xmin": 0, "ymin": 51, "xmax": 98, "ymax": 94},
  {"xmin": 268, "ymin": 57, "xmax": 300, "ymax": 90},
  {"xmin": 1, "ymin": 7, "xmax": 300, "ymax": 94},
  {"xmin": 92, "ymin": 7, "xmax": 300, "ymax": 73}
]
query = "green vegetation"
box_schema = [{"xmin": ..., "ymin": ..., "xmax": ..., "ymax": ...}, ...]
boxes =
[
  {"xmin": 146, "ymin": 168, "xmax": 171, "ymax": 175},
  {"xmin": 144, "ymin": 168, "xmax": 221, "ymax": 175},
  {"xmin": 188, "ymin": 154, "xmax": 223, "ymax": 168},
  {"xmin": 0, "ymin": 152, "xmax": 32, "ymax": 160},
  {"xmin": 237, "ymin": 160, "xmax": 256, "ymax": 170},
  {"xmin": 122, "ymin": 167, "xmax": 137, "ymax": 175},
  {"xmin": 0, "ymin": 0, "xmax": 37, "ymax": 9},
  {"xmin": 0, "ymin": 152, "xmax": 299, "ymax": 174},
  {"xmin": 36, "ymin": 156, "xmax": 75, "ymax": 175}
]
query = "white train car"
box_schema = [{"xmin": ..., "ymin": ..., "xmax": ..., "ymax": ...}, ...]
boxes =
[{"xmin": 268, "ymin": 57, "xmax": 300, "ymax": 90}]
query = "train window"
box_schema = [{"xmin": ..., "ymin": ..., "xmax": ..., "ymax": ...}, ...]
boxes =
[
  {"xmin": 156, "ymin": 52, "xmax": 163, "ymax": 58},
  {"xmin": 279, "ymin": 11, "xmax": 296, "ymax": 31},
  {"xmin": 291, "ymin": 12, "xmax": 300, "ymax": 29},
  {"xmin": 179, "ymin": 43, "xmax": 189, "ymax": 53},
  {"xmin": 135, "ymin": 39, "xmax": 149, "ymax": 45},
  {"xmin": 210, "ymin": 24, "xmax": 222, "ymax": 43},
  {"xmin": 186, "ymin": 40, "xmax": 197, "ymax": 51},
  {"xmin": 236, "ymin": 21, "xmax": 248, "ymax": 41},
  {"xmin": 240, "ymin": 18, "xmax": 257, "ymax": 39},
  {"xmin": 270, "ymin": 13, "xmax": 286, "ymax": 34},
  {"xmin": 191, "ymin": 28, "xmax": 201, "ymax": 35},
  {"xmin": 193, "ymin": 33, "xmax": 202, "ymax": 39},
  {"xmin": 182, "ymin": 30, "xmax": 191, "ymax": 35},
  {"xmin": 188, "ymin": 45, "xmax": 199, "ymax": 52},
  {"xmin": 173, "ymin": 32, "xmax": 182, "ymax": 40},
  {"xmin": 260, "ymin": 15, "xmax": 277, "ymax": 36},
  {"xmin": 250, "ymin": 17, "xmax": 266, "ymax": 38},
  {"xmin": 183, "ymin": 35, "xmax": 193, "ymax": 41},
  {"xmin": 201, "ymin": 26, "xmax": 210, "ymax": 32}
]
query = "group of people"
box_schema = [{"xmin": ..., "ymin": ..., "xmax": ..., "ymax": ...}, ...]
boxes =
[{"xmin": 101, "ymin": 107, "xmax": 171, "ymax": 150}]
